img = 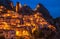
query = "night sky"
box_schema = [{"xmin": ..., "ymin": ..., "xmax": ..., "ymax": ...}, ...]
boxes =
[{"xmin": 11, "ymin": 0, "xmax": 60, "ymax": 18}]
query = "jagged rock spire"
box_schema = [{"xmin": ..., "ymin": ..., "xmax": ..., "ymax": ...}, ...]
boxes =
[
  {"xmin": 34, "ymin": 3, "xmax": 54, "ymax": 25},
  {"xmin": 16, "ymin": 2, "xmax": 22, "ymax": 12},
  {"xmin": 34, "ymin": 4, "xmax": 41, "ymax": 11},
  {"xmin": 35, "ymin": 3, "xmax": 52, "ymax": 19}
]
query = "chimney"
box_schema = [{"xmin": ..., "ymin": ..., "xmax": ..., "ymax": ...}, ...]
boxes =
[{"xmin": 16, "ymin": 2, "xmax": 22, "ymax": 12}]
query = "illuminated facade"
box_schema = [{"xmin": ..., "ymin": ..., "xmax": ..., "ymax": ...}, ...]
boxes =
[{"xmin": 0, "ymin": 2, "xmax": 56, "ymax": 39}]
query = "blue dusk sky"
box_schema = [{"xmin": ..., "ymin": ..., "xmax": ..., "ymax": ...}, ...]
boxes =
[{"xmin": 11, "ymin": 0, "xmax": 60, "ymax": 18}]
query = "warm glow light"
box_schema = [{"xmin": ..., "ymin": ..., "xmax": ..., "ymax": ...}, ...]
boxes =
[
  {"xmin": 23, "ymin": 30, "xmax": 29, "ymax": 36},
  {"xmin": 32, "ymin": 27, "xmax": 36, "ymax": 33},
  {"xmin": 0, "ymin": 2, "xmax": 57, "ymax": 39},
  {"xmin": 0, "ymin": 12, "xmax": 56, "ymax": 30},
  {"xmin": 16, "ymin": 30, "xmax": 21, "ymax": 36},
  {"xmin": 16, "ymin": 30, "xmax": 29, "ymax": 36},
  {"xmin": 0, "ymin": 7, "xmax": 56, "ymax": 37},
  {"xmin": 0, "ymin": 22, "xmax": 10, "ymax": 30},
  {"xmin": 0, "ymin": 6, "xmax": 4, "ymax": 8}
]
